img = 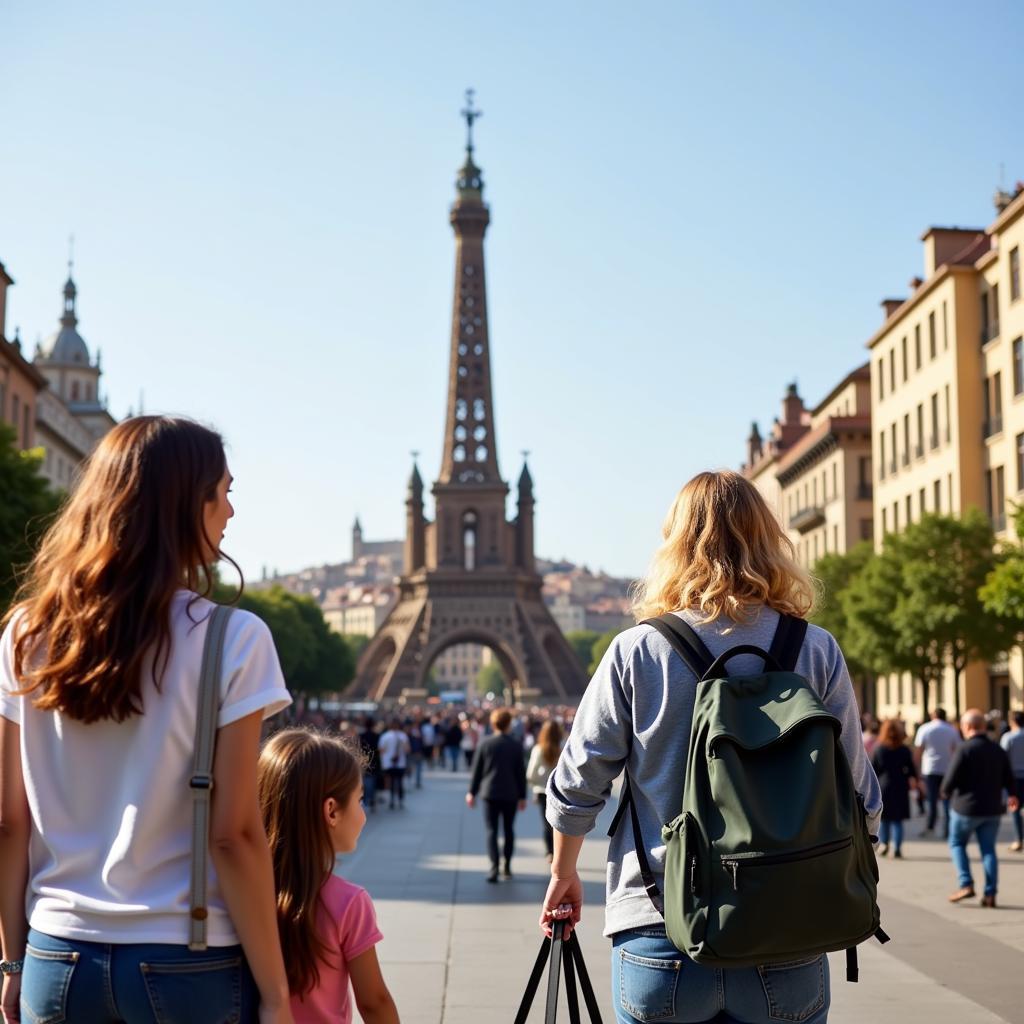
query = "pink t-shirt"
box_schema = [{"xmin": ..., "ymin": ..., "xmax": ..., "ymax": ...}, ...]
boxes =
[{"xmin": 291, "ymin": 875, "xmax": 384, "ymax": 1024}]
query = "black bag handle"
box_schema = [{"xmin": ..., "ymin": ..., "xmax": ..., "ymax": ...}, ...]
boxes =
[
  {"xmin": 514, "ymin": 921, "xmax": 604, "ymax": 1024},
  {"xmin": 704, "ymin": 644, "xmax": 783, "ymax": 679}
]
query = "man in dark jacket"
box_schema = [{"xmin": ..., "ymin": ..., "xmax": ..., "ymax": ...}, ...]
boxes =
[
  {"xmin": 466, "ymin": 708, "xmax": 527, "ymax": 883},
  {"xmin": 942, "ymin": 708, "xmax": 1019, "ymax": 907}
]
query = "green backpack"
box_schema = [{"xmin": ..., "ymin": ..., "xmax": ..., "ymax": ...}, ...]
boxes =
[{"xmin": 610, "ymin": 613, "xmax": 888, "ymax": 983}]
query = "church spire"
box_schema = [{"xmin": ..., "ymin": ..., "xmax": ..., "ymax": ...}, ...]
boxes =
[
  {"xmin": 62, "ymin": 237, "xmax": 77, "ymax": 329},
  {"xmin": 438, "ymin": 90, "xmax": 501, "ymax": 486}
]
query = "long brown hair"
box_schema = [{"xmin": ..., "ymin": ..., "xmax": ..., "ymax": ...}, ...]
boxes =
[
  {"xmin": 258, "ymin": 728, "xmax": 364, "ymax": 996},
  {"xmin": 537, "ymin": 720, "xmax": 563, "ymax": 768},
  {"xmin": 3, "ymin": 415, "xmax": 238, "ymax": 723},
  {"xmin": 631, "ymin": 470, "xmax": 816, "ymax": 625}
]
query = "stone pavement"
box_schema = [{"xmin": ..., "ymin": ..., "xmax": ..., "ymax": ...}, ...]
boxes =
[{"xmin": 338, "ymin": 766, "xmax": 1024, "ymax": 1023}]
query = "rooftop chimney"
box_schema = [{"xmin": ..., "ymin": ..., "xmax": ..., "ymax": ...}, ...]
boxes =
[{"xmin": 881, "ymin": 298, "xmax": 904, "ymax": 320}]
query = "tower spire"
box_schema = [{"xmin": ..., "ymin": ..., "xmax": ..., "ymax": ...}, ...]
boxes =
[
  {"xmin": 62, "ymin": 235, "xmax": 78, "ymax": 329},
  {"xmin": 439, "ymin": 91, "xmax": 499, "ymax": 485}
]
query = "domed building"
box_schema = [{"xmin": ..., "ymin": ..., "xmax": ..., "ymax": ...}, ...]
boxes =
[{"xmin": 32, "ymin": 266, "xmax": 117, "ymax": 488}]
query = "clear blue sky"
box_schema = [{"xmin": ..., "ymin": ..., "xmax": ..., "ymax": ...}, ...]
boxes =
[{"xmin": 3, "ymin": 2, "xmax": 1023, "ymax": 581}]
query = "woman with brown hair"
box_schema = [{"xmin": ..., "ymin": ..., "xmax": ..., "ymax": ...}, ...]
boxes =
[
  {"xmin": 871, "ymin": 719, "xmax": 919, "ymax": 858},
  {"xmin": 538, "ymin": 470, "xmax": 882, "ymax": 1024},
  {"xmin": 526, "ymin": 720, "xmax": 564, "ymax": 861},
  {"xmin": 0, "ymin": 416, "xmax": 293, "ymax": 1023}
]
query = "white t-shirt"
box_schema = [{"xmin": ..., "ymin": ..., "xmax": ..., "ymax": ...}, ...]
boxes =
[
  {"xmin": 377, "ymin": 729, "xmax": 409, "ymax": 770},
  {"xmin": 914, "ymin": 718, "xmax": 961, "ymax": 776},
  {"xmin": 0, "ymin": 590, "xmax": 291, "ymax": 946}
]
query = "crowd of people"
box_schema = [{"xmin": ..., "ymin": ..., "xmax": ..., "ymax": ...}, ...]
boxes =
[
  {"xmin": 860, "ymin": 706, "xmax": 1022, "ymax": 905},
  {"xmin": 3, "ymin": 418, "xmax": 1024, "ymax": 1024}
]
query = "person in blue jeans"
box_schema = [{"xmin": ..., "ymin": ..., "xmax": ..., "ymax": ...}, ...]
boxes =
[
  {"xmin": 0, "ymin": 418, "xmax": 294, "ymax": 1024},
  {"xmin": 942, "ymin": 709, "xmax": 1019, "ymax": 908},
  {"xmin": 538, "ymin": 472, "xmax": 881, "ymax": 1024}
]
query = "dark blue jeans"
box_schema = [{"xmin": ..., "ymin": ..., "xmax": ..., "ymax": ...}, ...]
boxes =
[
  {"xmin": 924, "ymin": 774, "xmax": 950, "ymax": 833},
  {"xmin": 23, "ymin": 928, "xmax": 258, "ymax": 1024},
  {"xmin": 612, "ymin": 927, "xmax": 829, "ymax": 1024}
]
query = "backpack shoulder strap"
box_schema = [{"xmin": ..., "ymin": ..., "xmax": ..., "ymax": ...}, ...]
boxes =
[
  {"xmin": 189, "ymin": 604, "xmax": 234, "ymax": 952},
  {"xmin": 641, "ymin": 614, "xmax": 715, "ymax": 679},
  {"xmin": 768, "ymin": 613, "xmax": 808, "ymax": 673}
]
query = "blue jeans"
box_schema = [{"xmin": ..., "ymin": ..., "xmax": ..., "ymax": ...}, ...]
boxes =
[
  {"xmin": 878, "ymin": 820, "xmax": 903, "ymax": 851},
  {"xmin": 612, "ymin": 928, "xmax": 829, "ymax": 1024},
  {"xmin": 948, "ymin": 811, "xmax": 1000, "ymax": 896},
  {"xmin": 23, "ymin": 928, "xmax": 258, "ymax": 1024}
]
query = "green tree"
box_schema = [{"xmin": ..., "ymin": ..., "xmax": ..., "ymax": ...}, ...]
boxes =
[
  {"xmin": 895, "ymin": 512, "xmax": 1011, "ymax": 719},
  {"xmin": 811, "ymin": 541, "xmax": 875, "ymax": 679},
  {"xmin": 842, "ymin": 538, "xmax": 919, "ymax": 701},
  {"xmin": 475, "ymin": 659, "xmax": 506, "ymax": 695},
  {"xmin": 846, "ymin": 514, "xmax": 1013, "ymax": 719},
  {"xmin": 565, "ymin": 630, "xmax": 601, "ymax": 671},
  {"xmin": 0, "ymin": 424, "xmax": 61, "ymax": 612},
  {"xmin": 233, "ymin": 586, "xmax": 356, "ymax": 697},
  {"xmin": 980, "ymin": 502, "xmax": 1024, "ymax": 658}
]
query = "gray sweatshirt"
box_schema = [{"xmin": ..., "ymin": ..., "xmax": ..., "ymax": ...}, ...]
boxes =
[{"xmin": 545, "ymin": 605, "xmax": 883, "ymax": 938}]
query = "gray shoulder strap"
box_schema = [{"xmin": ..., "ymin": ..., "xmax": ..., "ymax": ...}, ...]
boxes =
[{"xmin": 189, "ymin": 604, "xmax": 234, "ymax": 951}]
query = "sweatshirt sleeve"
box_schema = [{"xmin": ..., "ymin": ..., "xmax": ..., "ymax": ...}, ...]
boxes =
[
  {"xmin": 822, "ymin": 635, "xmax": 883, "ymax": 836},
  {"xmin": 545, "ymin": 633, "xmax": 632, "ymax": 837}
]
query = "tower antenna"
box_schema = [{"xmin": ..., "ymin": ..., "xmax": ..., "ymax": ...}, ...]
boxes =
[{"xmin": 460, "ymin": 89, "xmax": 482, "ymax": 154}]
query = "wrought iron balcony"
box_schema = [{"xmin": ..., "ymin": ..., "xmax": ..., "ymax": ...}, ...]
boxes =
[
  {"xmin": 857, "ymin": 483, "xmax": 873, "ymax": 500},
  {"xmin": 981, "ymin": 321, "xmax": 1000, "ymax": 346}
]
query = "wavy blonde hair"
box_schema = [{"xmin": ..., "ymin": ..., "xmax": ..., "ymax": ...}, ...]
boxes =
[{"xmin": 631, "ymin": 470, "xmax": 816, "ymax": 625}]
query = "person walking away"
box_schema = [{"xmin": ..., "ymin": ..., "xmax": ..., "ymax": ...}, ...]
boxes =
[
  {"xmin": 420, "ymin": 717, "xmax": 436, "ymax": 770},
  {"xmin": 460, "ymin": 717, "xmax": 480, "ymax": 769},
  {"xmin": 527, "ymin": 721, "xmax": 564, "ymax": 862},
  {"xmin": 539, "ymin": 471, "xmax": 882, "ymax": 1024},
  {"xmin": 258, "ymin": 729, "xmax": 398, "ymax": 1024},
  {"xmin": 871, "ymin": 719, "xmax": 918, "ymax": 858},
  {"xmin": 0, "ymin": 416, "xmax": 294, "ymax": 1024},
  {"xmin": 444, "ymin": 718, "xmax": 463, "ymax": 772},
  {"xmin": 914, "ymin": 708, "xmax": 960, "ymax": 838},
  {"xmin": 466, "ymin": 708, "xmax": 527, "ymax": 883},
  {"xmin": 1000, "ymin": 711, "xmax": 1024, "ymax": 852},
  {"xmin": 359, "ymin": 717, "xmax": 381, "ymax": 813},
  {"xmin": 377, "ymin": 720, "xmax": 410, "ymax": 810},
  {"xmin": 406, "ymin": 722, "xmax": 425, "ymax": 789},
  {"xmin": 943, "ymin": 709, "xmax": 1020, "ymax": 907}
]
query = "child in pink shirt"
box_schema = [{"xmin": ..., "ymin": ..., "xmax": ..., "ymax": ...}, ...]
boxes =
[{"xmin": 258, "ymin": 728, "xmax": 399, "ymax": 1024}]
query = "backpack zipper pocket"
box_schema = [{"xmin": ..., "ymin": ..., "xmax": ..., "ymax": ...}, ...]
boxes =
[{"xmin": 720, "ymin": 836, "xmax": 853, "ymax": 891}]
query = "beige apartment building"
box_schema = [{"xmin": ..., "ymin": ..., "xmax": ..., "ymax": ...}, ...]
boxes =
[
  {"xmin": 744, "ymin": 372, "xmax": 872, "ymax": 564},
  {"xmin": 869, "ymin": 184, "xmax": 1024, "ymax": 721}
]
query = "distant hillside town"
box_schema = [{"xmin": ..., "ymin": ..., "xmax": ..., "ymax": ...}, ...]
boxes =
[{"xmin": 250, "ymin": 518, "xmax": 634, "ymax": 692}]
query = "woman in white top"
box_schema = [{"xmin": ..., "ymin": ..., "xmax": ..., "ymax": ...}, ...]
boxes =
[
  {"xmin": 0, "ymin": 416, "xmax": 294, "ymax": 1024},
  {"xmin": 526, "ymin": 720, "xmax": 564, "ymax": 862}
]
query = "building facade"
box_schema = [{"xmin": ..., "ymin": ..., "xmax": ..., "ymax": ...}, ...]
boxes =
[
  {"xmin": 0, "ymin": 261, "xmax": 46, "ymax": 450},
  {"xmin": 743, "ymin": 372, "xmax": 872, "ymax": 565},
  {"xmin": 868, "ymin": 186, "xmax": 1024, "ymax": 721},
  {"xmin": 0, "ymin": 255, "xmax": 116, "ymax": 487}
]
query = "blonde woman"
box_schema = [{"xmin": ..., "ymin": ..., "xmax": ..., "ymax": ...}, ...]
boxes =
[
  {"xmin": 526, "ymin": 720, "xmax": 564, "ymax": 861},
  {"xmin": 539, "ymin": 470, "xmax": 881, "ymax": 1024}
]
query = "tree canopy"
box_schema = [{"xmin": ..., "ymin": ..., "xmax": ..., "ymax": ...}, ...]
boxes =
[{"xmin": 0, "ymin": 424, "xmax": 61, "ymax": 612}]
